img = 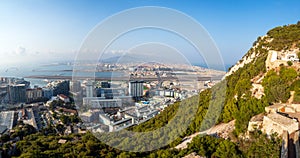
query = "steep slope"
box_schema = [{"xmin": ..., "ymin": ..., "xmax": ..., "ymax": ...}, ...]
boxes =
[
  {"xmin": 128, "ymin": 22, "xmax": 300, "ymax": 137},
  {"xmin": 12, "ymin": 22, "xmax": 300, "ymax": 158},
  {"xmin": 221, "ymin": 22, "xmax": 300, "ymax": 134}
]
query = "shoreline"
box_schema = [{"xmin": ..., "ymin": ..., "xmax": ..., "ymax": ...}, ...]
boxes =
[{"xmin": 24, "ymin": 75, "xmax": 224, "ymax": 81}]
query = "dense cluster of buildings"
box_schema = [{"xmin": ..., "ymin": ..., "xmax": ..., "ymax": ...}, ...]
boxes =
[
  {"xmin": 76, "ymin": 78, "xmax": 191, "ymax": 132},
  {"xmin": 71, "ymin": 64, "xmax": 223, "ymax": 133},
  {"xmin": 0, "ymin": 63, "xmax": 224, "ymax": 139},
  {"xmin": 0, "ymin": 77, "xmax": 69, "ymax": 105},
  {"xmin": 0, "ymin": 76, "xmax": 192, "ymax": 134},
  {"xmin": 248, "ymin": 103, "xmax": 300, "ymax": 157}
]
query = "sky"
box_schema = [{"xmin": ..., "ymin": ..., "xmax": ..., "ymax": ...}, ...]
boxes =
[{"xmin": 1, "ymin": 0, "xmax": 300, "ymax": 68}]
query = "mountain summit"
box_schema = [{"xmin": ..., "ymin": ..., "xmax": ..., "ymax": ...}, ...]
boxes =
[{"xmin": 219, "ymin": 22, "xmax": 300, "ymax": 134}]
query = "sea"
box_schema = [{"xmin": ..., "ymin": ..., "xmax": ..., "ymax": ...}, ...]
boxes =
[
  {"xmin": 0, "ymin": 63, "xmax": 125, "ymax": 88},
  {"xmin": 0, "ymin": 62, "xmax": 231, "ymax": 88}
]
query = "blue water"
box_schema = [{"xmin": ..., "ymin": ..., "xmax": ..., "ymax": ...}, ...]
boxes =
[
  {"xmin": 0, "ymin": 63, "xmax": 126, "ymax": 88},
  {"xmin": 0, "ymin": 62, "xmax": 229, "ymax": 88},
  {"xmin": 0, "ymin": 64, "xmax": 125, "ymax": 77},
  {"xmin": 192, "ymin": 63, "xmax": 232, "ymax": 72}
]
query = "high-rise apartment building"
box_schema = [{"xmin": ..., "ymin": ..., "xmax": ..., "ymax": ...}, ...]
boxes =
[
  {"xmin": 86, "ymin": 80, "xmax": 94, "ymax": 98},
  {"xmin": 129, "ymin": 81, "xmax": 144, "ymax": 101},
  {"xmin": 8, "ymin": 84, "xmax": 26, "ymax": 104}
]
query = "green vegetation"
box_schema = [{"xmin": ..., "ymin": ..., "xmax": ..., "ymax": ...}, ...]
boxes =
[
  {"xmin": 291, "ymin": 80, "xmax": 300, "ymax": 103},
  {"xmin": 220, "ymin": 39, "xmax": 270, "ymax": 134},
  {"xmin": 186, "ymin": 135, "xmax": 242, "ymax": 157},
  {"xmin": 0, "ymin": 122, "xmax": 37, "ymax": 157},
  {"xmin": 262, "ymin": 67, "xmax": 298, "ymax": 103},
  {"xmin": 59, "ymin": 114, "xmax": 80, "ymax": 125},
  {"xmin": 15, "ymin": 132, "xmax": 123, "ymax": 157},
  {"xmin": 8, "ymin": 130, "xmax": 280, "ymax": 158},
  {"xmin": 1, "ymin": 121, "xmax": 36, "ymax": 141},
  {"xmin": 128, "ymin": 55, "xmax": 270, "ymax": 135},
  {"xmin": 4, "ymin": 22, "xmax": 300, "ymax": 157},
  {"xmin": 184, "ymin": 131, "xmax": 281, "ymax": 158},
  {"xmin": 49, "ymin": 100, "xmax": 76, "ymax": 111},
  {"xmin": 96, "ymin": 94, "xmax": 200, "ymax": 151},
  {"xmin": 238, "ymin": 131, "xmax": 281, "ymax": 157},
  {"xmin": 266, "ymin": 22, "xmax": 300, "ymax": 50}
]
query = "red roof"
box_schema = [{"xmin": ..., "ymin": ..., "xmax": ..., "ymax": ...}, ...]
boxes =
[{"xmin": 58, "ymin": 94, "xmax": 68, "ymax": 99}]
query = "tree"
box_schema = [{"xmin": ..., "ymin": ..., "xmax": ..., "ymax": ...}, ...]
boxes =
[
  {"xmin": 56, "ymin": 124, "xmax": 65, "ymax": 134},
  {"xmin": 242, "ymin": 132, "xmax": 281, "ymax": 157},
  {"xmin": 262, "ymin": 69, "xmax": 292, "ymax": 103},
  {"xmin": 60, "ymin": 114, "xmax": 70, "ymax": 125},
  {"xmin": 212, "ymin": 141, "xmax": 241, "ymax": 158},
  {"xmin": 0, "ymin": 134, "xmax": 10, "ymax": 142}
]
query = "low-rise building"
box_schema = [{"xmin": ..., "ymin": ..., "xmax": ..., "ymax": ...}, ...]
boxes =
[
  {"xmin": 47, "ymin": 80, "xmax": 70, "ymax": 96},
  {"xmin": 80, "ymin": 110, "xmax": 100, "ymax": 123},
  {"xmin": 248, "ymin": 113, "xmax": 264, "ymax": 132},
  {"xmin": 282, "ymin": 52, "xmax": 299, "ymax": 62},
  {"xmin": 83, "ymin": 97, "xmax": 122, "ymax": 108},
  {"xmin": 80, "ymin": 111, "xmax": 93, "ymax": 122},
  {"xmin": 109, "ymin": 117, "xmax": 134, "ymax": 132},
  {"xmin": 58, "ymin": 94, "xmax": 70, "ymax": 103},
  {"xmin": 0, "ymin": 125, "xmax": 8, "ymax": 135},
  {"xmin": 99, "ymin": 114, "xmax": 111, "ymax": 125},
  {"xmin": 265, "ymin": 103, "xmax": 300, "ymax": 114},
  {"xmin": 262, "ymin": 113, "xmax": 298, "ymax": 136},
  {"xmin": 0, "ymin": 111, "xmax": 15, "ymax": 130},
  {"xmin": 265, "ymin": 104, "xmax": 285, "ymax": 114}
]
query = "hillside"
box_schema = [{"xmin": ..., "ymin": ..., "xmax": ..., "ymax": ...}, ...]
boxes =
[
  {"xmin": 221, "ymin": 22, "xmax": 300, "ymax": 133},
  {"xmin": 6, "ymin": 22, "xmax": 300, "ymax": 157},
  {"xmin": 126, "ymin": 21, "xmax": 300, "ymax": 156}
]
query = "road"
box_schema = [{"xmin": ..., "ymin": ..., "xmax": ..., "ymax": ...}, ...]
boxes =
[
  {"xmin": 175, "ymin": 120, "xmax": 235, "ymax": 150},
  {"xmin": 175, "ymin": 129, "xmax": 211, "ymax": 150}
]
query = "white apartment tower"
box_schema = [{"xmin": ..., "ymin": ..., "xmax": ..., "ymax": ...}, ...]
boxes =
[{"xmin": 86, "ymin": 80, "xmax": 94, "ymax": 98}]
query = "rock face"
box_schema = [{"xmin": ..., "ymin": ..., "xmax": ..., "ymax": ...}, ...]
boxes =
[
  {"xmin": 250, "ymin": 72, "xmax": 265, "ymax": 99},
  {"xmin": 205, "ymin": 120, "xmax": 235, "ymax": 139},
  {"xmin": 183, "ymin": 152, "xmax": 203, "ymax": 158},
  {"xmin": 224, "ymin": 50, "xmax": 257, "ymax": 79},
  {"xmin": 224, "ymin": 29, "xmax": 300, "ymax": 100}
]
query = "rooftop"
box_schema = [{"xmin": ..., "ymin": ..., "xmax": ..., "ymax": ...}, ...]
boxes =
[
  {"xmin": 58, "ymin": 139, "xmax": 67, "ymax": 144},
  {"xmin": 58, "ymin": 94, "xmax": 68, "ymax": 99},
  {"xmin": 285, "ymin": 112, "xmax": 300, "ymax": 122},
  {"xmin": 0, "ymin": 125, "xmax": 7, "ymax": 134},
  {"xmin": 265, "ymin": 113, "xmax": 298, "ymax": 128},
  {"xmin": 266, "ymin": 103, "xmax": 286, "ymax": 109},
  {"xmin": 250, "ymin": 113, "xmax": 264, "ymax": 122}
]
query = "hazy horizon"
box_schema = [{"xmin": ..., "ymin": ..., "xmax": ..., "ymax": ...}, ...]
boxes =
[{"xmin": 1, "ymin": 0, "xmax": 300, "ymax": 68}]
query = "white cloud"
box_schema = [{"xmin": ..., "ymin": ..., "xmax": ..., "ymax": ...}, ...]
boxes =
[
  {"xmin": 14, "ymin": 46, "xmax": 26, "ymax": 56},
  {"xmin": 0, "ymin": 45, "xmax": 80, "ymax": 67},
  {"xmin": 110, "ymin": 49, "xmax": 129, "ymax": 54}
]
